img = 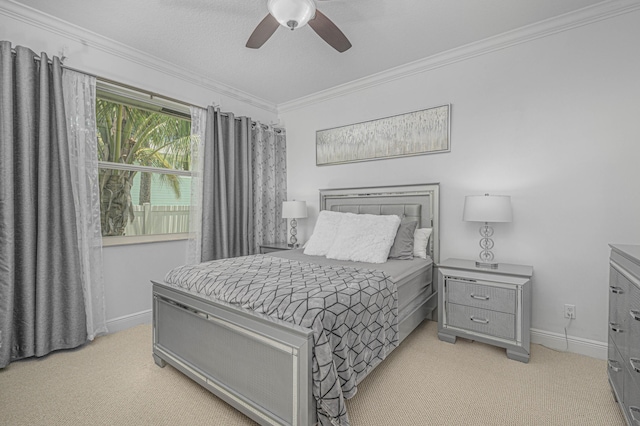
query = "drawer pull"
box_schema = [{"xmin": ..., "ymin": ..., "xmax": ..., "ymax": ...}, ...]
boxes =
[
  {"xmin": 470, "ymin": 316, "xmax": 489, "ymax": 324},
  {"xmin": 610, "ymin": 286, "xmax": 624, "ymax": 294},
  {"xmin": 630, "ymin": 406, "xmax": 640, "ymax": 425},
  {"xmin": 609, "ymin": 322, "xmax": 624, "ymax": 333},
  {"xmin": 608, "ymin": 360, "xmax": 622, "ymax": 373},
  {"xmin": 631, "ymin": 358, "xmax": 640, "ymax": 373},
  {"xmin": 470, "ymin": 294, "xmax": 490, "ymax": 301},
  {"xmin": 631, "ymin": 310, "xmax": 640, "ymax": 321}
]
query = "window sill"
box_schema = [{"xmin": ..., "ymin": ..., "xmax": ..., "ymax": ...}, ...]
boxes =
[{"xmin": 102, "ymin": 233, "xmax": 190, "ymax": 247}]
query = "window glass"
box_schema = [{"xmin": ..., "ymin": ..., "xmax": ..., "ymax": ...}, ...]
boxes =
[{"xmin": 96, "ymin": 95, "xmax": 192, "ymax": 238}]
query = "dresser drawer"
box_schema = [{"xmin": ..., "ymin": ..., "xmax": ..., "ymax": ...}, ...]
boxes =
[
  {"xmin": 625, "ymin": 365, "xmax": 640, "ymax": 424},
  {"xmin": 608, "ymin": 336, "xmax": 625, "ymax": 402},
  {"xmin": 447, "ymin": 279, "xmax": 516, "ymax": 314},
  {"xmin": 446, "ymin": 303, "xmax": 515, "ymax": 340}
]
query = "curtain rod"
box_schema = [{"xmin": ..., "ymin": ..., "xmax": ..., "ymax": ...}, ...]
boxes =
[
  {"xmin": 11, "ymin": 47, "xmax": 64, "ymax": 64},
  {"xmin": 10, "ymin": 47, "xmax": 284, "ymax": 133},
  {"xmin": 91, "ymin": 72, "xmax": 285, "ymax": 133},
  {"xmin": 85, "ymin": 69, "xmax": 285, "ymax": 133}
]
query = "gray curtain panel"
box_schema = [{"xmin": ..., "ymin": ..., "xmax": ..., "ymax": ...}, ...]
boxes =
[
  {"xmin": 0, "ymin": 42, "xmax": 87, "ymax": 369},
  {"xmin": 201, "ymin": 107, "xmax": 254, "ymax": 261},
  {"xmin": 252, "ymin": 125, "xmax": 287, "ymax": 253}
]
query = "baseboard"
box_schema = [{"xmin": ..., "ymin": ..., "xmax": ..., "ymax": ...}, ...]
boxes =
[
  {"xmin": 103, "ymin": 311, "xmax": 608, "ymax": 359},
  {"xmin": 530, "ymin": 328, "xmax": 607, "ymax": 360},
  {"xmin": 106, "ymin": 309, "xmax": 152, "ymax": 334}
]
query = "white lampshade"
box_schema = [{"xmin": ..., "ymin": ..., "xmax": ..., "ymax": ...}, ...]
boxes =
[
  {"xmin": 268, "ymin": 0, "xmax": 316, "ymax": 30},
  {"xmin": 463, "ymin": 194, "xmax": 513, "ymax": 223},
  {"xmin": 282, "ymin": 200, "xmax": 307, "ymax": 219}
]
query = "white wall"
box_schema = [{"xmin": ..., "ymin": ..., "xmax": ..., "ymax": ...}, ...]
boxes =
[
  {"xmin": 102, "ymin": 240, "xmax": 188, "ymax": 332},
  {"xmin": 280, "ymin": 11, "xmax": 640, "ymax": 357},
  {"xmin": 1, "ymin": 2, "xmax": 279, "ymax": 331}
]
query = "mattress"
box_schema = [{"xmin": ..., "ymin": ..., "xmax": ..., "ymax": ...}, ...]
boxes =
[{"xmin": 268, "ymin": 248, "xmax": 434, "ymax": 323}]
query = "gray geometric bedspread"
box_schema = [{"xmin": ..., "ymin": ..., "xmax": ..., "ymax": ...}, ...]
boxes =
[{"xmin": 164, "ymin": 254, "xmax": 399, "ymax": 426}]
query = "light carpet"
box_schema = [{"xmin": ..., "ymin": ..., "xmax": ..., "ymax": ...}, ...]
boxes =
[{"xmin": 0, "ymin": 320, "xmax": 625, "ymax": 425}]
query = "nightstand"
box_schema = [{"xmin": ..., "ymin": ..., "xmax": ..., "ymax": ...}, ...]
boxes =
[
  {"xmin": 437, "ymin": 258, "xmax": 533, "ymax": 363},
  {"xmin": 259, "ymin": 242, "xmax": 294, "ymax": 254}
]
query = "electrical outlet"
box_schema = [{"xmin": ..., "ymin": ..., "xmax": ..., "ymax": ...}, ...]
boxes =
[{"xmin": 564, "ymin": 304, "xmax": 576, "ymax": 319}]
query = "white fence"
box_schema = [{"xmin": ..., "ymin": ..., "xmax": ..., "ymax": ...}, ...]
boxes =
[{"xmin": 124, "ymin": 204, "xmax": 190, "ymax": 236}]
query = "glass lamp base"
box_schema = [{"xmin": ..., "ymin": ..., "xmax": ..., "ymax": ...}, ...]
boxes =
[
  {"xmin": 288, "ymin": 218, "xmax": 298, "ymax": 247},
  {"xmin": 476, "ymin": 222, "xmax": 498, "ymax": 269}
]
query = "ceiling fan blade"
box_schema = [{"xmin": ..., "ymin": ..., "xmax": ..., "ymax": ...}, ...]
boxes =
[
  {"xmin": 308, "ymin": 9, "xmax": 352, "ymax": 52},
  {"xmin": 246, "ymin": 14, "xmax": 280, "ymax": 49}
]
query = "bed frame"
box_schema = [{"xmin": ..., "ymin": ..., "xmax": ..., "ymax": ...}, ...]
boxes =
[{"xmin": 152, "ymin": 183, "xmax": 440, "ymax": 425}]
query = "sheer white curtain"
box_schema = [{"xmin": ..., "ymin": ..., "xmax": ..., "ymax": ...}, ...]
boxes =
[
  {"xmin": 187, "ymin": 105, "xmax": 206, "ymax": 264},
  {"xmin": 62, "ymin": 69, "xmax": 107, "ymax": 340}
]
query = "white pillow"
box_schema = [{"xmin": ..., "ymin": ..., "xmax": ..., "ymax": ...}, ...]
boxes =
[
  {"xmin": 326, "ymin": 213, "xmax": 401, "ymax": 263},
  {"xmin": 413, "ymin": 228, "xmax": 433, "ymax": 259},
  {"xmin": 303, "ymin": 210, "xmax": 346, "ymax": 256}
]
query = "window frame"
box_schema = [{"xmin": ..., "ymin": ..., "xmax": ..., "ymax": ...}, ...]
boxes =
[{"xmin": 96, "ymin": 81, "xmax": 194, "ymax": 244}]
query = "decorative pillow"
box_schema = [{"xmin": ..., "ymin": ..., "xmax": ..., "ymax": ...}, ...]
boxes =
[
  {"xmin": 388, "ymin": 220, "xmax": 418, "ymax": 260},
  {"xmin": 413, "ymin": 228, "xmax": 433, "ymax": 259},
  {"xmin": 326, "ymin": 213, "xmax": 401, "ymax": 263},
  {"xmin": 303, "ymin": 210, "xmax": 346, "ymax": 256}
]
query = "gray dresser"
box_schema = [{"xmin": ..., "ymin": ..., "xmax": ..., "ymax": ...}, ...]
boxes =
[
  {"xmin": 608, "ymin": 244, "xmax": 640, "ymax": 425},
  {"xmin": 438, "ymin": 258, "xmax": 533, "ymax": 363}
]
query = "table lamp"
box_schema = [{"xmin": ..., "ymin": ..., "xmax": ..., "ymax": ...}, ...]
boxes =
[
  {"xmin": 463, "ymin": 194, "xmax": 512, "ymax": 268},
  {"xmin": 282, "ymin": 200, "xmax": 307, "ymax": 247}
]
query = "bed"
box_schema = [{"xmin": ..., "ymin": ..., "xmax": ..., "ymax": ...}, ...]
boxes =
[{"xmin": 151, "ymin": 183, "xmax": 440, "ymax": 425}]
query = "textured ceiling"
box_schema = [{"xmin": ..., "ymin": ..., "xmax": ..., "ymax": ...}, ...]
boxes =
[{"xmin": 14, "ymin": 0, "xmax": 605, "ymax": 105}]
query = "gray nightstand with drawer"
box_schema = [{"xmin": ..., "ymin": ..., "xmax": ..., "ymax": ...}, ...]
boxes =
[
  {"xmin": 437, "ymin": 258, "xmax": 533, "ymax": 363},
  {"xmin": 259, "ymin": 242, "xmax": 294, "ymax": 254}
]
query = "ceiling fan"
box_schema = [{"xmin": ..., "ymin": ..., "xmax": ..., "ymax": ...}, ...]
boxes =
[{"xmin": 246, "ymin": 0, "xmax": 352, "ymax": 53}]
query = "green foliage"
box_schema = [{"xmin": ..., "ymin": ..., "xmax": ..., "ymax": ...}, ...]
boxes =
[{"xmin": 96, "ymin": 99, "xmax": 192, "ymax": 236}]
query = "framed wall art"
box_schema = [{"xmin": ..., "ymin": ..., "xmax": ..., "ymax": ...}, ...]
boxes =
[{"xmin": 316, "ymin": 104, "xmax": 450, "ymax": 166}]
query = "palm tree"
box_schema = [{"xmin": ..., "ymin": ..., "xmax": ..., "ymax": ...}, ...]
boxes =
[{"xmin": 96, "ymin": 99, "xmax": 191, "ymax": 236}]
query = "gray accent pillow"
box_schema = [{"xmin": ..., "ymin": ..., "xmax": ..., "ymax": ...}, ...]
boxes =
[{"xmin": 388, "ymin": 220, "xmax": 418, "ymax": 260}]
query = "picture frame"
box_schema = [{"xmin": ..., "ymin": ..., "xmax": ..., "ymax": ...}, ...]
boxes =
[{"xmin": 316, "ymin": 104, "xmax": 450, "ymax": 166}]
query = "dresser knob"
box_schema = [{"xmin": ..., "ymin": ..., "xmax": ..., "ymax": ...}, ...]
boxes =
[
  {"xmin": 631, "ymin": 310, "xmax": 640, "ymax": 321},
  {"xmin": 629, "ymin": 406, "xmax": 640, "ymax": 425},
  {"xmin": 631, "ymin": 358, "xmax": 640, "ymax": 374},
  {"xmin": 610, "ymin": 286, "xmax": 624, "ymax": 294}
]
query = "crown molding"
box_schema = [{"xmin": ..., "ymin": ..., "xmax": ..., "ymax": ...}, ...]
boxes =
[
  {"xmin": 0, "ymin": 0, "xmax": 278, "ymax": 115},
  {"xmin": 278, "ymin": 0, "xmax": 640, "ymax": 113}
]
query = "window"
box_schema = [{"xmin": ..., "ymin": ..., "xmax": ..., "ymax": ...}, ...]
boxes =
[{"xmin": 96, "ymin": 82, "xmax": 193, "ymax": 239}]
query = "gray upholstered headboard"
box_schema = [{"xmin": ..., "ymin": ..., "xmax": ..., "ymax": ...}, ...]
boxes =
[{"xmin": 319, "ymin": 184, "xmax": 440, "ymax": 262}]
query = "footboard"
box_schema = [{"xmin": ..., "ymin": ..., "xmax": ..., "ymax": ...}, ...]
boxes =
[{"xmin": 152, "ymin": 282, "xmax": 316, "ymax": 426}]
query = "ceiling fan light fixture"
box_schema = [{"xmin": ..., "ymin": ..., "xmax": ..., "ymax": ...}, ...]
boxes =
[{"xmin": 267, "ymin": 0, "xmax": 316, "ymax": 30}]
